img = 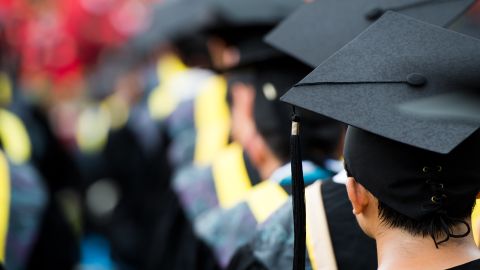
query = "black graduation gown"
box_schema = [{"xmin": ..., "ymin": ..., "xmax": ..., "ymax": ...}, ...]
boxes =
[
  {"xmin": 10, "ymin": 102, "xmax": 82, "ymax": 270},
  {"xmin": 447, "ymin": 259, "xmax": 480, "ymax": 269},
  {"xmin": 145, "ymin": 149, "xmax": 261, "ymax": 270},
  {"xmin": 102, "ymin": 115, "xmax": 172, "ymax": 269},
  {"xmin": 145, "ymin": 188, "xmax": 220, "ymax": 270}
]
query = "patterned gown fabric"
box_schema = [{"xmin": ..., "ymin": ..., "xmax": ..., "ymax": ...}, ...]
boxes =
[
  {"xmin": 6, "ymin": 161, "xmax": 47, "ymax": 270},
  {"xmin": 227, "ymin": 179, "xmax": 377, "ymax": 270}
]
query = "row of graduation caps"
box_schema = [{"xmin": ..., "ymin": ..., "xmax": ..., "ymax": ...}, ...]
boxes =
[{"xmin": 92, "ymin": 0, "xmax": 480, "ymax": 269}]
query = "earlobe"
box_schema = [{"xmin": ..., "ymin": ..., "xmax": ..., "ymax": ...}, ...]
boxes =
[
  {"xmin": 346, "ymin": 177, "xmax": 361, "ymax": 215},
  {"xmin": 347, "ymin": 177, "xmax": 370, "ymax": 215}
]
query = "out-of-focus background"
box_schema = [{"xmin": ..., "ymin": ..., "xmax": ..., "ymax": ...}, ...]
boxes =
[{"xmin": 0, "ymin": 0, "xmax": 479, "ymax": 270}]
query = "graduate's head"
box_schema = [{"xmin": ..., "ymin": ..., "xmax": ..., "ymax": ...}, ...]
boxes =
[
  {"xmin": 344, "ymin": 126, "xmax": 480, "ymax": 245},
  {"xmin": 173, "ymin": 33, "xmax": 213, "ymax": 68},
  {"xmin": 201, "ymin": 0, "xmax": 303, "ymax": 71},
  {"xmin": 206, "ymin": 25, "xmax": 278, "ymax": 71},
  {"xmin": 250, "ymin": 57, "xmax": 344, "ymax": 165},
  {"xmin": 226, "ymin": 69, "xmax": 257, "ymax": 148},
  {"xmin": 225, "ymin": 56, "xmax": 344, "ymax": 178}
]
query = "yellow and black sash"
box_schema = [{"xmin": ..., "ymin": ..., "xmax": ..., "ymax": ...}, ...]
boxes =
[
  {"xmin": 212, "ymin": 143, "xmax": 253, "ymax": 209},
  {"xmin": 193, "ymin": 75, "xmax": 231, "ymax": 166},
  {"xmin": 305, "ymin": 181, "xmax": 337, "ymax": 270},
  {"xmin": 148, "ymin": 54, "xmax": 188, "ymax": 121},
  {"xmin": 246, "ymin": 181, "xmax": 289, "ymax": 224},
  {"xmin": 0, "ymin": 109, "xmax": 32, "ymax": 164},
  {"xmin": 0, "ymin": 151, "xmax": 10, "ymax": 266},
  {"xmin": 472, "ymin": 199, "xmax": 480, "ymax": 246}
]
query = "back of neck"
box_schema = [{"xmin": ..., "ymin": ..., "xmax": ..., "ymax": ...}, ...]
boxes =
[{"xmin": 376, "ymin": 227, "xmax": 480, "ymax": 270}]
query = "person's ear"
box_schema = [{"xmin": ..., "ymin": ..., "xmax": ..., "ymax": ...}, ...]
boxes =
[
  {"xmin": 231, "ymin": 82, "xmax": 255, "ymax": 117},
  {"xmin": 346, "ymin": 177, "xmax": 370, "ymax": 215},
  {"xmin": 206, "ymin": 37, "xmax": 240, "ymax": 69},
  {"xmin": 244, "ymin": 133, "xmax": 266, "ymax": 168},
  {"xmin": 231, "ymin": 83, "xmax": 256, "ymax": 145}
]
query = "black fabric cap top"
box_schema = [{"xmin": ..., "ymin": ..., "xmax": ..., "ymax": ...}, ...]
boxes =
[
  {"xmin": 344, "ymin": 126, "xmax": 480, "ymax": 220},
  {"xmin": 281, "ymin": 11, "xmax": 480, "ymax": 155},
  {"xmin": 127, "ymin": 0, "xmax": 214, "ymax": 57},
  {"xmin": 209, "ymin": 0, "xmax": 303, "ymax": 27},
  {"xmin": 124, "ymin": 0, "xmax": 303, "ymax": 62},
  {"xmin": 265, "ymin": 0, "xmax": 475, "ymax": 67}
]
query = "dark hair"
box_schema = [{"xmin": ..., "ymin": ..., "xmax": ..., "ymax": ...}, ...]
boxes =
[
  {"xmin": 174, "ymin": 33, "xmax": 212, "ymax": 68},
  {"xmin": 251, "ymin": 58, "xmax": 344, "ymax": 165},
  {"xmin": 378, "ymin": 198, "xmax": 476, "ymax": 246}
]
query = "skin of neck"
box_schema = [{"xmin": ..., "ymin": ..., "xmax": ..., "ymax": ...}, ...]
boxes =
[
  {"xmin": 258, "ymin": 147, "xmax": 282, "ymax": 180},
  {"xmin": 373, "ymin": 213, "xmax": 480, "ymax": 270},
  {"xmin": 246, "ymin": 132, "xmax": 282, "ymax": 180},
  {"xmin": 240, "ymin": 124, "xmax": 282, "ymax": 180}
]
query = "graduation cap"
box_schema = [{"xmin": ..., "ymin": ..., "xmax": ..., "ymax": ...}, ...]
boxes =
[
  {"xmin": 210, "ymin": 0, "xmax": 302, "ymax": 27},
  {"xmin": 282, "ymin": 12, "xmax": 480, "ymax": 268},
  {"xmin": 126, "ymin": 0, "xmax": 214, "ymax": 58},
  {"xmin": 89, "ymin": 0, "xmax": 302, "ymax": 98},
  {"xmin": 130, "ymin": 0, "xmax": 302, "ymax": 58},
  {"xmin": 204, "ymin": 0, "xmax": 303, "ymax": 70},
  {"xmin": 265, "ymin": 0, "xmax": 476, "ymax": 67},
  {"xmin": 249, "ymin": 58, "xmax": 344, "ymax": 165}
]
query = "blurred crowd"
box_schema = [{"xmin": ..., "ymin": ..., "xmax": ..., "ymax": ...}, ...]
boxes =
[{"xmin": 0, "ymin": 0, "xmax": 479, "ymax": 270}]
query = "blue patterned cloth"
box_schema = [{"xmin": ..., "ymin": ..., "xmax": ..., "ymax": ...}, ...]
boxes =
[
  {"xmin": 6, "ymin": 161, "xmax": 48, "ymax": 270},
  {"xmin": 172, "ymin": 164, "xmax": 219, "ymax": 221},
  {"xmin": 250, "ymin": 199, "xmax": 314, "ymax": 270}
]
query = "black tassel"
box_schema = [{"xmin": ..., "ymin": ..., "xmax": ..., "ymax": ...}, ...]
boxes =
[{"xmin": 291, "ymin": 106, "xmax": 305, "ymax": 270}]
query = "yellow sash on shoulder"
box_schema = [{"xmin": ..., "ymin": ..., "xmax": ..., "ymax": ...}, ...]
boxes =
[
  {"xmin": 148, "ymin": 54, "xmax": 188, "ymax": 120},
  {"xmin": 212, "ymin": 143, "xmax": 252, "ymax": 209},
  {"xmin": 0, "ymin": 109, "xmax": 32, "ymax": 164},
  {"xmin": 246, "ymin": 181, "xmax": 289, "ymax": 224},
  {"xmin": 0, "ymin": 151, "xmax": 10, "ymax": 263},
  {"xmin": 194, "ymin": 75, "xmax": 231, "ymax": 166},
  {"xmin": 305, "ymin": 181, "xmax": 338, "ymax": 270},
  {"xmin": 472, "ymin": 199, "xmax": 480, "ymax": 246}
]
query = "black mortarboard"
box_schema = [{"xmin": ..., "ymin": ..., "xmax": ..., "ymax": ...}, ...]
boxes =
[
  {"xmin": 130, "ymin": 0, "xmax": 303, "ymax": 56},
  {"xmin": 282, "ymin": 12, "xmax": 480, "ymax": 259},
  {"xmin": 127, "ymin": 0, "xmax": 214, "ymax": 57},
  {"xmin": 283, "ymin": 11, "xmax": 480, "ymax": 154},
  {"xmin": 205, "ymin": 0, "xmax": 302, "ymax": 70},
  {"xmin": 210, "ymin": 0, "xmax": 301, "ymax": 26},
  {"xmin": 265, "ymin": 0, "xmax": 476, "ymax": 67},
  {"xmin": 90, "ymin": 0, "xmax": 301, "ymax": 98}
]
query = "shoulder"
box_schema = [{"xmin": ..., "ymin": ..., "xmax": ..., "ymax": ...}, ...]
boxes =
[
  {"xmin": 195, "ymin": 202, "xmax": 255, "ymax": 239},
  {"xmin": 447, "ymin": 259, "xmax": 480, "ymax": 270},
  {"xmin": 248, "ymin": 199, "xmax": 299, "ymax": 269}
]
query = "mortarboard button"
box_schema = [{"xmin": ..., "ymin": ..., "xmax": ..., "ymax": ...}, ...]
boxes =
[
  {"xmin": 365, "ymin": 8, "xmax": 385, "ymax": 21},
  {"xmin": 406, "ymin": 73, "xmax": 427, "ymax": 87}
]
